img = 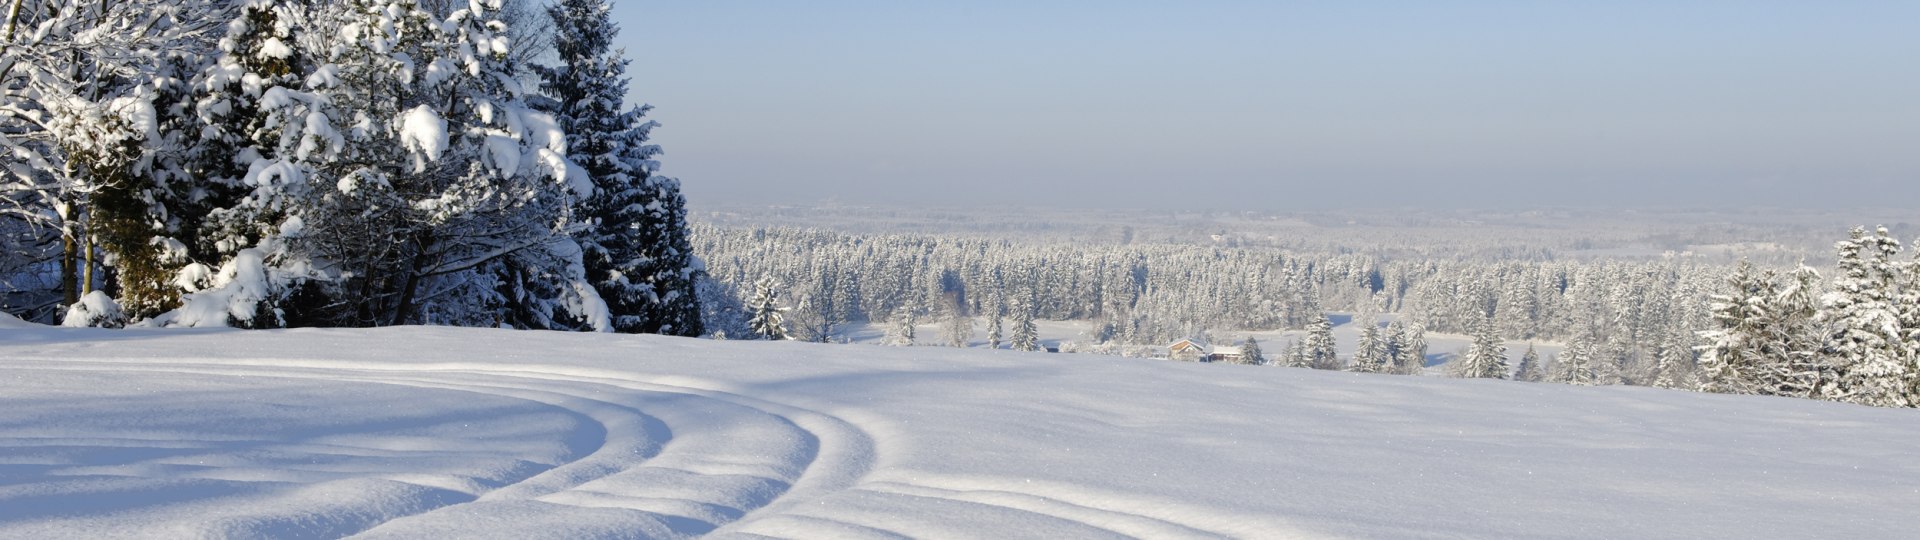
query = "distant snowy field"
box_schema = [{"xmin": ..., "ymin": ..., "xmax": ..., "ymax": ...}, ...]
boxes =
[{"xmin": 3, "ymin": 318, "xmax": 1917, "ymax": 538}]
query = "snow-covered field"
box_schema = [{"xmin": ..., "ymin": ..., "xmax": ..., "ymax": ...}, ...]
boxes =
[{"xmin": 3, "ymin": 319, "xmax": 1916, "ymax": 538}]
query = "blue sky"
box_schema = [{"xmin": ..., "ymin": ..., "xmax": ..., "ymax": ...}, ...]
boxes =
[{"xmin": 608, "ymin": 1, "xmax": 1919, "ymax": 210}]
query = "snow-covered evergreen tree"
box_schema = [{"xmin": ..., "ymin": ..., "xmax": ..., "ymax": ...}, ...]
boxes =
[
  {"xmin": 1551, "ymin": 332, "xmax": 1598, "ymax": 386},
  {"xmin": 1398, "ymin": 323, "xmax": 1429, "ymax": 374},
  {"xmin": 1349, "ymin": 322, "xmax": 1387, "ymax": 373},
  {"xmin": 886, "ymin": 309, "xmax": 917, "ymax": 346},
  {"xmin": 1304, "ymin": 315, "xmax": 1339, "ymax": 370},
  {"xmin": 1242, "ymin": 336, "xmax": 1266, "ymax": 365},
  {"xmin": 1514, "ymin": 343, "xmax": 1542, "ymax": 382},
  {"xmin": 1283, "ymin": 339, "xmax": 1310, "ymax": 368},
  {"xmin": 1454, "ymin": 314, "xmax": 1508, "ymax": 379},
  {"xmin": 746, "ymin": 277, "xmax": 788, "ymax": 340},
  {"xmin": 985, "ymin": 298, "xmax": 1004, "ymax": 349},
  {"xmin": 1010, "ymin": 296, "xmax": 1039, "ymax": 352},
  {"xmin": 539, "ymin": 0, "xmax": 701, "ymax": 336},
  {"xmin": 1696, "ymin": 260, "xmax": 1774, "ymax": 395},
  {"xmin": 1819, "ymin": 227, "xmax": 1912, "ymax": 407}
]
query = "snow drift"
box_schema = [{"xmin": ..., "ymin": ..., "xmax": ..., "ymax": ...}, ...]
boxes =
[{"xmin": 2, "ymin": 324, "xmax": 1915, "ymax": 538}]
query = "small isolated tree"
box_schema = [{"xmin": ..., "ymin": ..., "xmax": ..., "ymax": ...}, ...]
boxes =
[
  {"xmin": 943, "ymin": 306, "xmax": 973, "ymax": 347},
  {"xmin": 1242, "ymin": 336, "xmax": 1266, "ymax": 365},
  {"xmin": 1514, "ymin": 343, "xmax": 1542, "ymax": 382},
  {"xmin": 1303, "ymin": 315, "xmax": 1340, "ymax": 370},
  {"xmin": 746, "ymin": 278, "xmax": 788, "ymax": 340},
  {"xmin": 886, "ymin": 308, "xmax": 916, "ymax": 346}
]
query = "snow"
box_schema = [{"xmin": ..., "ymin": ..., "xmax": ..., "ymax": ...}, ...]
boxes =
[
  {"xmin": 59, "ymin": 291, "xmax": 125, "ymax": 328},
  {"xmin": 397, "ymin": 105, "xmax": 447, "ymax": 173},
  {"xmin": 259, "ymin": 37, "xmax": 292, "ymax": 60},
  {"xmin": 161, "ymin": 248, "xmax": 276, "ymax": 328},
  {"xmin": 485, "ymin": 135, "xmax": 520, "ymax": 176},
  {"xmin": 2, "ymin": 326, "xmax": 1915, "ymax": 537}
]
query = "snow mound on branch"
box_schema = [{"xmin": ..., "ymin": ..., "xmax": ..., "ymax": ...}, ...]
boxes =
[
  {"xmin": 164, "ymin": 248, "xmax": 281, "ymax": 328},
  {"xmin": 397, "ymin": 105, "xmax": 447, "ymax": 173}
]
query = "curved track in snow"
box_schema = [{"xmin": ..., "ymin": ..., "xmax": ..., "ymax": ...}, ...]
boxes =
[{"xmin": 0, "ymin": 358, "xmax": 884, "ymax": 539}]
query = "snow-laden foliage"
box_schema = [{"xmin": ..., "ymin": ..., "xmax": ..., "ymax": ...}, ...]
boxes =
[
  {"xmin": 537, "ymin": 0, "xmax": 701, "ymax": 337},
  {"xmin": 2, "ymin": 0, "xmax": 701, "ymax": 336}
]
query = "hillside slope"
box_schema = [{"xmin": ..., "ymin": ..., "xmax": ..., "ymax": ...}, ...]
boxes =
[{"xmin": 2, "ymin": 323, "xmax": 1915, "ymax": 538}]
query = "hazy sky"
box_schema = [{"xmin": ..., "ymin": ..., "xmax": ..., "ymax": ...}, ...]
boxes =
[{"xmin": 608, "ymin": 1, "xmax": 1919, "ymax": 210}]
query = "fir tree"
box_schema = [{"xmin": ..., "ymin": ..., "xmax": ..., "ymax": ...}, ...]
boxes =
[
  {"xmin": 886, "ymin": 308, "xmax": 917, "ymax": 346},
  {"xmin": 1242, "ymin": 336, "xmax": 1266, "ymax": 365},
  {"xmin": 1399, "ymin": 323, "xmax": 1430, "ymax": 374},
  {"xmin": 1514, "ymin": 343, "xmax": 1542, "ymax": 382},
  {"xmin": 1820, "ymin": 227, "xmax": 1912, "ymax": 407},
  {"xmin": 1350, "ymin": 323, "xmax": 1387, "ymax": 373},
  {"xmin": 746, "ymin": 277, "xmax": 788, "ymax": 340},
  {"xmin": 1552, "ymin": 332, "xmax": 1598, "ymax": 386},
  {"xmin": 1283, "ymin": 339, "xmax": 1310, "ymax": 368},
  {"xmin": 1696, "ymin": 260, "xmax": 1774, "ymax": 395},
  {"xmin": 1650, "ymin": 329, "xmax": 1693, "ymax": 390},
  {"xmin": 985, "ymin": 298, "xmax": 1004, "ymax": 349},
  {"xmin": 540, "ymin": 0, "xmax": 702, "ymax": 336},
  {"xmin": 1010, "ymin": 296, "xmax": 1039, "ymax": 352},
  {"xmin": 1304, "ymin": 314, "xmax": 1339, "ymax": 370},
  {"xmin": 1454, "ymin": 314, "xmax": 1508, "ymax": 379}
]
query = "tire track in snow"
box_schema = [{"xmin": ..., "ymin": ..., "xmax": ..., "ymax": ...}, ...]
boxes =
[
  {"xmin": 8, "ymin": 355, "xmax": 1270, "ymax": 539},
  {"xmin": 1, "ymin": 358, "xmax": 875, "ymax": 538}
]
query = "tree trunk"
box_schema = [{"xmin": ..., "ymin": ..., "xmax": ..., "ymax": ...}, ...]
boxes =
[
  {"xmin": 60, "ymin": 228, "xmax": 78, "ymax": 308},
  {"xmin": 389, "ymin": 234, "xmax": 433, "ymax": 326},
  {"xmin": 2, "ymin": 0, "xmax": 23, "ymax": 43}
]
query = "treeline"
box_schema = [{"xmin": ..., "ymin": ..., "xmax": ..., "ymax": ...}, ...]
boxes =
[
  {"xmin": 691, "ymin": 225, "xmax": 1722, "ymax": 371},
  {"xmin": 2, "ymin": 0, "xmax": 700, "ymax": 334}
]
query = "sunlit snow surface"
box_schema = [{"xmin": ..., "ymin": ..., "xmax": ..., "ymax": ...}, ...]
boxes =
[{"xmin": 3, "ymin": 321, "xmax": 1917, "ymax": 538}]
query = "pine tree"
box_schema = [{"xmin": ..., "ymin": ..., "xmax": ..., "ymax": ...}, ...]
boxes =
[
  {"xmin": 1696, "ymin": 260, "xmax": 1773, "ymax": 395},
  {"xmin": 164, "ymin": 0, "xmax": 598, "ymax": 329},
  {"xmin": 540, "ymin": 0, "xmax": 701, "ymax": 336},
  {"xmin": 1383, "ymin": 320, "xmax": 1407, "ymax": 370},
  {"xmin": 1551, "ymin": 332, "xmax": 1598, "ymax": 386},
  {"xmin": 985, "ymin": 299, "xmax": 1004, "ymax": 349},
  {"xmin": 1650, "ymin": 329, "xmax": 1693, "ymax": 390},
  {"xmin": 1349, "ymin": 323, "xmax": 1387, "ymax": 373},
  {"xmin": 1283, "ymin": 339, "xmax": 1310, "ymax": 368},
  {"xmin": 1514, "ymin": 343, "xmax": 1542, "ymax": 382},
  {"xmin": 1010, "ymin": 296, "xmax": 1039, "ymax": 351},
  {"xmin": 886, "ymin": 308, "xmax": 917, "ymax": 346},
  {"xmin": 746, "ymin": 278, "xmax": 788, "ymax": 340},
  {"xmin": 1760, "ymin": 263, "xmax": 1825, "ymax": 398},
  {"xmin": 1820, "ymin": 227, "xmax": 1912, "ymax": 407},
  {"xmin": 1304, "ymin": 314, "xmax": 1339, "ymax": 370},
  {"xmin": 1242, "ymin": 336, "xmax": 1266, "ymax": 365},
  {"xmin": 1454, "ymin": 314, "xmax": 1508, "ymax": 379},
  {"xmin": 1399, "ymin": 323, "xmax": 1430, "ymax": 374}
]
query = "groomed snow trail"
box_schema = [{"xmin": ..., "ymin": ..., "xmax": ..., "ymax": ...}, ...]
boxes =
[{"xmin": 3, "ymin": 323, "xmax": 1919, "ymax": 538}]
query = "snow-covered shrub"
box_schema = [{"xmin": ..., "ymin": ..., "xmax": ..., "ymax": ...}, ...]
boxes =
[{"xmin": 62, "ymin": 292, "xmax": 128, "ymax": 329}]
